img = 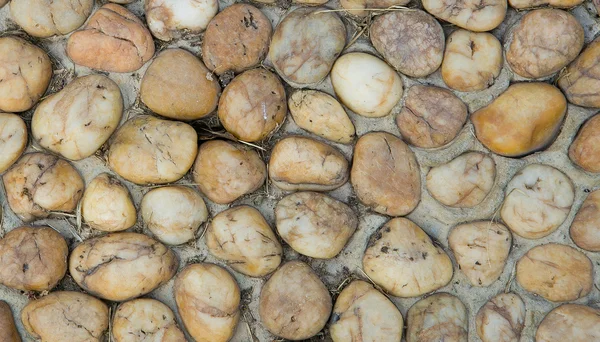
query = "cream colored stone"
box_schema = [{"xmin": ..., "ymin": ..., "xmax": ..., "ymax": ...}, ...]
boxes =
[
  {"xmin": 0, "ymin": 37, "xmax": 52, "ymax": 112},
  {"xmin": 32, "ymin": 75, "xmax": 123, "ymax": 160},
  {"xmin": 174, "ymin": 263, "xmax": 240, "ymax": 342},
  {"xmin": 536, "ymin": 304, "xmax": 600, "ymax": 341},
  {"xmin": 206, "ymin": 205, "xmax": 282, "ymax": 277},
  {"xmin": 269, "ymin": 136, "xmax": 348, "ymax": 191},
  {"xmin": 406, "ymin": 293, "xmax": 468, "ymax": 342},
  {"xmin": 331, "ymin": 52, "xmax": 403, "ymax": 118},
  {"xmin": 10, "ymin": 0, "xmax": 93, "ymax": 37},
  {"xmin": 2, "ymin": 153, "xmax": 84, "ymax": 222},
  {"xmin": 275, "ymin": 192, "xmax": 358, "ymax": 259},
  {"xmin": 81, "ymin": 173, "xmax": 136, "ymax": 232},
  {"xmin": 501, "ymin": 164, "xmax": 574, "ymax": 239},
  {"xmin": 69, "ymin": 233, "xmax": 179, "ymax": 301},
  {"xmin": 423, "ymin": 0, "xmax": 506, "ymax": 31},
  {"xmin": 476, "ymin": 293, "xmax": 526, "ymax": 342},
  {"xmin": 516, "ymin": 243, "xmax": 593, "ymax": 302},
  {"xmin": 330, "ymin": 280, "xmax": 403, "ymax": 342},
  {"xmin": 426, "ymin": 152, "xmax": 496, "ymax": 208},
  {"xmin": 108, "ymin": 115, "xmax": 198, "ymax": 185},
  {"xmin": 141, "ymin": 186, "xmax": 208, "ymax": 245},
  {"xmin": 288, "ymin": 90, "xmax": 355, "ymax": 144},
  {"xmin": 449, "ymin": 221, "xmax": 511, "ymax": 286},
  {"xmin": 21, "ymin": 292, "xmax": 108, "ymax": 342},
  {"xmin": 363, "ymin": 218, "xmax": 453, "ymax": 297},
  {"xmin": 0, "ymin": 113, "xmax": 27, "ymax": 173},
  {"xmin": 146, "ymin": 0, "xmax": 218, "ymax": 41},
  {"xmin": 442, "ymin": 30, "xmax": 503, "ymax": 92},
  {"xmin": 113, "ymin": 298, "xmax": 185, "ymax": 342}
]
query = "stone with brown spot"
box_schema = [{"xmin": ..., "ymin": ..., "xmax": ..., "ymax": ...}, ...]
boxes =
[
  {"xmin": 0, "ymin": 226, "xmax": 68, "ymax": 292},
  {"xmin": 2, "ymin": 153, "xmax": 84, "ymax": 222},
  {"xmin": 202, "ymin": 4, "xmax": 271, "ymax": 75},
  {"xmin": 363, "ymin": 218, "xmax": 453, "ymax": 297}
]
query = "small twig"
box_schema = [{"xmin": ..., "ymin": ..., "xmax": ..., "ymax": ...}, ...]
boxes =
[
  {"xmin": 146, "ymin": 183, "xmax": 202, "ymax": 189},
  {"xmin": 504, "ymin": 264, "xmax": 517, "ymax": 293},
  {"xmin": 314, "ymin": 5, "xmax": 414, "ymax": 14},
  {"xmin": 243, "ymin": 311, "xmax": 259, "ymax": 342},
  {"xmin": 58, "ymin": 219, "xmax": 83, "ymax": 242},
  {"xmin": 76, "ymin": 200, "xmax": 82, "ymax": 233},
  {"xmin": 356, "ymin": 265, "xmax": 390, "ymax": 299},
  {"xmin": 51, "ymin": 211, "xmax": 77, "ymax": 218},
  {"xmin": 0, "ymin": 209, "xmax": 4, "ymax": 239}
]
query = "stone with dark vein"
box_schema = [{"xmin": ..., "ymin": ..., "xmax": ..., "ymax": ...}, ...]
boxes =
[
  {"xmin": 396, "ymin": 85, "xmax": 467, "ymax": 149},
  {"xmin": 67, "ymin": 4, "xmax": 155, "ymax": 73},
  {"xmin": 22, "ymin": 291, "xmax": 109, "ymax": 342},
  {"xmin": 476, "ymin": 293, "xmax": 525, "ymax": 342},
  {"xmin": 506, "ymin": 9, "xmax": 583, "ymax": 79}
]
